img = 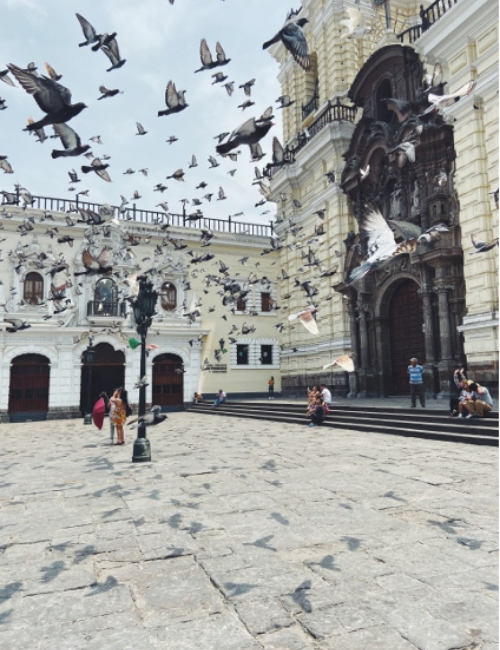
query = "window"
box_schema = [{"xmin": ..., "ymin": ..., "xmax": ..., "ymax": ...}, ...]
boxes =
[
  {"xmin": 376, "ymin": 79, "xmax": 393, "ymax": 123},
  {"xmin": 236, "ymin": 296, "xmax": 247, "ymax": 311},
  {"xmin": 161, "ymin": 282, "xmax": 177, "ymax": 311},
  {"xmin": 237, "ymin": 344, "xmax": 249, "ymax": 365},
  {"xmin": 93, "ymin": 278, "xmax": 117, "ymax": 316},
  {"xmin": 23, "ymin": 272, "xmax": 43, "ymax": 305},
  {"xmin": 260, "ymin": 345, "xmax": 273, "ymax": 365},
  {"xmin": 261, "ymin": 292, "xmax": 272, "ymax": 312}
]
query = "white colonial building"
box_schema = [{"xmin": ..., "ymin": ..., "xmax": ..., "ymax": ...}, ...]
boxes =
[{"xmin": 0, "ymin": 196, "xmax": 280, "ymax": 421}]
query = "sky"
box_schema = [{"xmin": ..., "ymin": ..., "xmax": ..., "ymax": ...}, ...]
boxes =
[{"xmin": 0, "ymin": 0, "xmax": 296, "ymax": 226}]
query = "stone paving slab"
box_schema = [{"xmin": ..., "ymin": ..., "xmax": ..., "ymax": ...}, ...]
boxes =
[{"xmin": 0, "ymin": 413, "xmax": 497, "ymax": 650}]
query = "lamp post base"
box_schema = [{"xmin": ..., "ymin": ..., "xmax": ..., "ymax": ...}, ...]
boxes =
[
  {"xmin": 132, "ymin": 437, "xmax": 151, "ymax": 463},
  {"xmin": 83, "ymin": 413, "xmax": 93, "ymax": 425}
]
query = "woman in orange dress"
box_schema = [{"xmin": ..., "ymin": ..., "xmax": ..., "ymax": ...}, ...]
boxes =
[{"xmin": 111, "ymin": 387, "xmax": 129, "ymax": 445}]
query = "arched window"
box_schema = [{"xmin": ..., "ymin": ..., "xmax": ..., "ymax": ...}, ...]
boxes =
[
  {"xmin": 93, "ymin": 278, "xmax": 117, "ymax": 315},
  {"xmin": 375, "ymin": 79, "xmax": 393, "ymax": 123},
  {"xmin": 161, "ymin": 282, "xmax": 177, "ymax": 311},
  {"xmin": 23, "ymin": 272, "xmax": 44, "ymax": 305}
]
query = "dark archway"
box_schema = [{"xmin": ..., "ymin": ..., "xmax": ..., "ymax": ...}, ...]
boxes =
[
  {"xmin": 153, "ymin": 354, "xmax": 184, "ymax": 407},
  {"xmin": 389, "ymin": 280, "xmax": 425, "ymax": 393},
  {"xmin": 9, "ymin": 354, "xmax": 50, "ymax": 420},
  {"xmin": 80, "ymin": 343, "xmax": 125, "ymax": 415}
]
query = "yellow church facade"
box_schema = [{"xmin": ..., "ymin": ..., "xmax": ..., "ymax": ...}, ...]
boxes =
[{"xmin": 268, "ymin": 0, "xmax": 498, "ymax": 397}]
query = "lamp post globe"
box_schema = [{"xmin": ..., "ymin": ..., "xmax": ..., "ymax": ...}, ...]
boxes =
[
  {"xmin": 83, "ymin": 339, "xmax": 96, "ymax": 425},
  {"xmin": 131, "ymin": 276, "xmax": 159, "ymax": 463}
]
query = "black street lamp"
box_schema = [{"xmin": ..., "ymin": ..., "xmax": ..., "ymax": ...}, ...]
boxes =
[
  {"xmin": 131, "ymin": 275, "xmax": 159, "ymax": 463},
  {"xmin": 83, "ymin": 337, "xmax": 95, "ymax": 425}
]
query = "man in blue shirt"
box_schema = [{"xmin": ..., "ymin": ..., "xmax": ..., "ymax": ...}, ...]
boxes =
[{"xmin": 408, "ymin": 357, "xmax": 425, "ymax": 408}]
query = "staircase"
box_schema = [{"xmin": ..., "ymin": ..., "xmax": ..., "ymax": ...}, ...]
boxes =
[{"xmin": 188, "ymin": 401, "xmax": 499, "ymax": 446}]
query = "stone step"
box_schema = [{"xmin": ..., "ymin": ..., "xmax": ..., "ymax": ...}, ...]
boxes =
[{"xmin": 188, "ymin": 403, "xmax": 498, "ymax": 447}]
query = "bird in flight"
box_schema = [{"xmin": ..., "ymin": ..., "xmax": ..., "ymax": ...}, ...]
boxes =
[
  {"xmin": 263, "ymin": 18, "xmax": 311, "ymax": 71},
  {"xmin": 7, "ymin": 63, "xmax": 87, "ymax": 131}
]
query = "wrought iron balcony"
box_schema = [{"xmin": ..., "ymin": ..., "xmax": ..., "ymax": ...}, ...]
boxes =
[
  {"xmin": 398, "ymin": 0, "xmax": 458, "ymax": 44},
  {"xmin": 269, "ymin": 99, "xmax": 357, "ymax": 175},
  {"xmin": 87, "ymin": 300, "xmax": 127, "ymax": 318},
  {"xmin": 302, "ymin": 93, "xmax": 319, "ymax": 121}
]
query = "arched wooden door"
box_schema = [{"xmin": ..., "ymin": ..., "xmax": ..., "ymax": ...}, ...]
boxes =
[
  {"xmin": 153, "ymin": 354, "xmax": 184, "ymax": 406},
  {"xmin": 9, "ymin": 354, "xmax": 50, "ymax": 415},
  {"xmin": 389, "ymin": 280, "xmax": 425, "ymax": 394},
  {"xmin": 80, "ymin": 343, "xmax": 125, "ymax": 414}
]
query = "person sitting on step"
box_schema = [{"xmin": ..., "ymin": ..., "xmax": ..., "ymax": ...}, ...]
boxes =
[
  {"xmin": 464, "ymin": 382, "xmax": 493, "ymax": 418},
  {"xmin": 307, "ymin": 395, "xmax": 325, "ymax": 428}
]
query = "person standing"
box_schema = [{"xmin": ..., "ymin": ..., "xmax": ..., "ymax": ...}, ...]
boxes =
[
  {"xmin": 408, "ymin": 357, "xmax": 425, "ymax": 407},
  {"xmin": 268, "ymin": 376, "xmax": 275, "ymax": 399},
  {"xmin": 110, "ymin": 387, "xmax": 129, "ymax": 444}
]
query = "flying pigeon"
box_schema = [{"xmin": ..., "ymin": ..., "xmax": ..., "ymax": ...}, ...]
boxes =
[
  {"xmin": 263, "ymin": 18, "xmax": 310, "ymax": 71},
  {"xmin": 288, "ymin": 306, "xmax": 318, "ymax": 335},
  {"xmin": 51, "ymin": 123, "xmax": 91, "ymax": 159},
  {"xmin": 97, "ymin": 85, "xmax": 123, "ymax": 100},
  {"xmin": 216, "ymin": 117, "xmax": 273, "ymax": 155},
  {"xmin": 340, "ymin": 8, "xmax": 374, "ymax": 39},
  {"xmin": 158, "ymin": 81, "xmax": 188, "ymax": 116},
  {"xmin": 101, "ymin": 37, "xmax": 126, "ymax": 72},
  {"xmin": 470, "ymin": 233, "xmax": 499, "ymax": 253},
  {"xmin": 423, "ymin": 80, "xmax": 476, "ymax": 115},
  {"xmin": 322, "ymin": 354, "xmax": 355, "ymax": 372},
  {"xmin": 75, "ymin": 13, "xmax": 102, "ymax": 47},
  {"xmin": 195, "ymin": 39, "xmax": 231, "ymax": 73},
  {"xmin": 128, "ymin": 405, "xmax": 167, "ymax": 428},
  {"xmin": 81, "ymin": 157, "xmax": 111, "ymax": 182},
  {"xmin": 7, "ymin": 63, "xmax": 87, "ymax": 131},
  {"xmin": 74, "ymin": 247, "xmax": 113, "ymax": 276},
  {"xmin": 166, "ymin": 169, "xmax": 185, "ymax": 181},
  {"xmin": 4, "ymin": 318, "xmax": 31, "ymax": 332},
  {"xmin": 346, "ymin": 204, "xmax": 418, "ymax": 284},
  {"xmin": 239, "ymin": 79, "xmax": 256, "ymax": 96}
]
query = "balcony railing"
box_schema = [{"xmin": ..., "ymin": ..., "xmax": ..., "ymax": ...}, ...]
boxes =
[
  {"xmin": 87, "ymin": 300, "xmax": 127, "ymax": 318},
  {"xmin": 2, "ymin": 192, "xmax": 273, "ymax": 237},
  {"xmin": 302, "ymin": 93, "xmax": 319, "ymax": 121},
  {"xmin": 398, "ymin": 0, "xmax": 458, "ymax": 44},
  {"xmin": 269, "ymin": 99, "xmax": 357, "ymax": 174}
]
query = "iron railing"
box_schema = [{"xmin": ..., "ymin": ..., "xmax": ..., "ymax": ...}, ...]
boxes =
[
  {"xmin": 302, "ymin": 93, "xmax": 319, "ymax": 121},
  {"xmin": 398, "ymin": 0, "xmax": 458, "ymax": 44},
  {"xmin": 2, "ymin": 192, "xmax": 273, "ymax": 238},
  {"xmin": 269, "ymin": 99, "xmax": 357, "ymax": 173},
  {"xmin": 87, "ymin": 300, "xmax": 128, "ymax": 318}
]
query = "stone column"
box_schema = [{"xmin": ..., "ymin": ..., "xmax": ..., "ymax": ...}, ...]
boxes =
[
  {"xmin": 357, "ymin": 298, "xmax": 370, "ymax": 397},
  {"xmin": 347, "ymin": 299, "xmax": 359, "ymax": 398},
  {"xmin": 419, "ymin": 269, "xmax": 437, "ymax": 364},
  {"xmin": 433, "ymin": 283, "xmax": 455, "ymax": 398},
  {"xmin": 434, "ymin": 285, "xmax": 454, "ymax": 362}
]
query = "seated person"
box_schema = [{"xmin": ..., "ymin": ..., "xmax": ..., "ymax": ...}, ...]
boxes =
[
  {"xmin": 307, "ymin": 396, "xmax": 326, "ymax": 428},
  {"xmin": 457, "ymin": 380, "xmax": 474, "ymax": 418},
  {"xmin": 213, "ymin": 390, "xmax": 226, "ymax": 407},
  {"xmin": 465, "ymin": 382, "xmax": 493, "ymax": 418},
  {"xmin": 192, "ymin": 392, "xmax": 203, "ymax": 404}
]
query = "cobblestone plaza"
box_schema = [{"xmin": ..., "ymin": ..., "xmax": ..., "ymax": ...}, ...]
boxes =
[{"xmin": 0, "ymin": 413, "xmax": 497, "ymax": 649}]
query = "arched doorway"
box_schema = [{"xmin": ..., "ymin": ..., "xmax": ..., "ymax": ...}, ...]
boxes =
[
  {"xmin": 389, "ymin": 280, "xmax": 425, "ymax": 393},
  {"xmin": 153, "ymin": 354, "xmax": 184, "ymax": 407},
  {"xmin": 80, "ymin": 343, "xmax": 125, "ymax": 415},
  {"xmin": 9, "ymin": 354, "xmax": 50, "ymax": 420}
]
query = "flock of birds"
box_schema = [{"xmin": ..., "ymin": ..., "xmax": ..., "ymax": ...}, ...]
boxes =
[{"xmin": 0, "ymin": 5, "xmax": 498, "ymax": 377}]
